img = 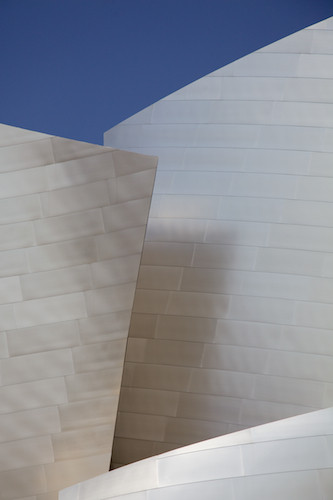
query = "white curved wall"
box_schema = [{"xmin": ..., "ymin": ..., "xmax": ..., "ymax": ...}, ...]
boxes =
[
  {"xmin": 0, "ymin": 125, "xmax": 157, "ymax": 499},
  {"xmin": 60, "ymin": 407, "xmax": 333, "ymax": 500},
  {"xmin": 105, "ymin": 16, "xmax": 333, "ymax": 466}
]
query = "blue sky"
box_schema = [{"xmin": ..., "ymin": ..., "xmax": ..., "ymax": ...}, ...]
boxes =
[{"xmin": 0, "ymin": 0, "xmax": 332, "ymax": 145}]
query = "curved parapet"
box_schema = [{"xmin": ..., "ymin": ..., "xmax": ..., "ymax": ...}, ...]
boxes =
[
  {"xmin": 105, "ymin": 16, "xmax": 333, "ymax": 467},
  {"xmin": 0, "ymin": 124, "xmax": 157, "ymax": 499},
  {"xmin": 60, "ymin": 407, "xmax": 333, "ymax": 499}
]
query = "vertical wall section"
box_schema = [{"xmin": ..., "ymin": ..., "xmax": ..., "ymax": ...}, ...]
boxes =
[
  {"xmin": 105, "ymin": 17, "xmax": 333, "ymax": 467},
  {"xmin": 0, "ymin": 124, "xmax": 157, "ymax": 500}
]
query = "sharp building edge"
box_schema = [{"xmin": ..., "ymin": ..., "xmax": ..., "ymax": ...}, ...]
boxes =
[
  {"xmin": 104, "ymin": 14, "xmax": 333, "ymax": 473},
  {"xmin": 0, "ymin": 124, "xmax": 157, "ymax": 499}
]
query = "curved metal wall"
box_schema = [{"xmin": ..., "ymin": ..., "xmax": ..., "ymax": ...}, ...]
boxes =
[
  {"xmin": 0, "ymin": 125, "xmax": 157, "ymax": 499},
  {"xmin": 60, "ymin": 407, "xmax": 333, "ymax": 500},
  {"xmin": 105, "ymin": 16, "xmax": 333, "ymax": 467}
]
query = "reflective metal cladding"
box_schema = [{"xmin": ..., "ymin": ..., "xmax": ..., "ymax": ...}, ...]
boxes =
[{"xmin": 105, "ymin": 15, "xmax": 333, "ymax": 469}]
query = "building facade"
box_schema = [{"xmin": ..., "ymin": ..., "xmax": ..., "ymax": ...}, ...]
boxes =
[
  {"xmin": 0, "ymin": 125, "xmax": 156, "ymax": 499},
  {"xmin": 1, "ymin": 14, "xmax": 333, "ymax": 500},
  {"xmin": 105, "ymin": 16, "xmax": 333, "ymax": 468}
]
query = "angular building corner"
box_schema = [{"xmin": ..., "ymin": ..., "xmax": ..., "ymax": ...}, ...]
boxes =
[
  {"xmin": 0, "ymin": 123, "xmax": 157, "ymax": 499},
  {"xmin": 104, "ymin": 14, "xmax": 333, "ymax": 472}
]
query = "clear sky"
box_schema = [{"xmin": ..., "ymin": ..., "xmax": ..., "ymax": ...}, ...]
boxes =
[{"xmin": 0, "ymin": 0, "xmax": 332, "ymax": 145}]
